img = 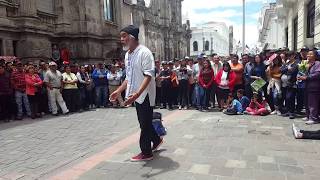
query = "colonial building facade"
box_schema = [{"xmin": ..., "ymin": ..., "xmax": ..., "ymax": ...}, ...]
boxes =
[
  {"xmin": 121, "ymin": 0, "xmax": 192, "ymax": 61},
  {"xmin": 260, "ymin": 0, "xmax": 320, "ymax": 51},
  {"xmin": 0, "ymin": 0, "xmax": 191, "ymax": 63},
  {"xmin": 258, "ymin": 3, "xmax": 286, "ymax": 50}
]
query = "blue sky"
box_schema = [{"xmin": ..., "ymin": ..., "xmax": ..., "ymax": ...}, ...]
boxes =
[{"xmin": 182, "ymin": 0, "xmax": 276, "ymax": 46}]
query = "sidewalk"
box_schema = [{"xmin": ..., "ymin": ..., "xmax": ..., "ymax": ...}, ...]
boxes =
[{"xmin": 70, "ymin": 110, "xmax": 320, "ymax": 180}]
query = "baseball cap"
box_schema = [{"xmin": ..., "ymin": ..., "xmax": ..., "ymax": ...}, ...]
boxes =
[
  {"xmin": 49, "ymin": 61, "xmax": 57, "ymax": 66},
  {"xmin": 300, "ymin": 46, "xmax": 309, "ymax": 52}
]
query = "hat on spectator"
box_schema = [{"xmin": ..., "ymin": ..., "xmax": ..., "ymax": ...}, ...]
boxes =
[
  {"xmin": 168, "ymin": 61, "xmax": 174, "ymax": 65},
  {"xmin": 161, "ymin": 61, "xmax": 168, "ymax": 65},
  {"xmin": 120, "ymin": 25, "xmax": 139, "ymax": 40},
  {"xmin": 185, "ymin": 56, "xmax": 190, "ymax": 60},
  {"xmin": 300, "ymin": 46, "xmax": 309, "ymax": 52},
  {"xmin": 197, "ymin": 54, "xmax": 204, "ymax": 59},
  {"xmin": 49, "ymin": 61, "xmax": 57, "ymax": 66}
]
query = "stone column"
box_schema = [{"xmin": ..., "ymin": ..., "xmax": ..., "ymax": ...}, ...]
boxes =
[{"xmin": 18, "ymin": 0, "xmax": 37, "ymax": 17}]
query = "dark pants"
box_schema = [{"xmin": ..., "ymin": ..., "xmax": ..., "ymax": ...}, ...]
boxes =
[
  {"xmin": 301, "ymin": 130, "xmax": 320, "ymax": 140},
  {"xmin": 39, "ymin": 87, "xmax": 49, "ymax": 114},
  {"xmin": 285, "ymin": 87, "xmax": 296, "ymax": 114},
  {"xmin": 245, "ymin": 83, "xmax": 253, "ymax": 99},
  {"xmin": 210, "ymin": 84, "xmax": 218, "ymax": 107},
  {"xmin": 161, "ymin": 82, "xmax": 172, "ymax": 107},
  {"xmin": 28, "ymin": 93, "xmax": 40, "ymax": 117},
  {"xmin": 217, "ymin": 88, "xmax": 230, "ymax": 106},
  {"xmin": 79, "ymin": 88, "xmax": 88, "ymax": 110},
  {"xmin": 63, "ymin": 89, "xmax": 80, "ymax": 112},
  {"xmin": 135, "ymin": 95, "xmax": 160, "ymax": 156},
  {"xmin": 172, "ymin": 87, "xmax": 179, "ymax": 105},
  {"xmin": 0, "ymin": 94, "xmax": 12, "ymax": 121},
  {"xmin": 296, "ymin": 88, "xmax": 305, "ymax": 113},
  {"xmin": 156, "ymin": 87, "xmax": 162, "ymax": 106},
  {"xmin": 204, "ymin": 87, "xmax": 211, "ymax": 108},
  {"xmin": 308, "ymin": 92, "xmax": 320, "ymax": 122},
  {"xmin": 178, "ymin": 80, "xmax": 189, "ymax": 107},
  {"xmin": 189, "ymin": 83, "xmax": 195, "ymax": 107}
]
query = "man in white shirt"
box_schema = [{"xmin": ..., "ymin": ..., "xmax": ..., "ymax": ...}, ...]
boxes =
[
  {"xmin": 44, "ymin": 62, "xmax": 69, "ymax": 115},
  {"xmin": 110, "ymin": 25, "xmax": 162, "ymax": 162}
]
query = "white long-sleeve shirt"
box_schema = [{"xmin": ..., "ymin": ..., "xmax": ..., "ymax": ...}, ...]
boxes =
[{"xmin": 125, "ymin": 45, "xmax": 156, "ymax": 106}]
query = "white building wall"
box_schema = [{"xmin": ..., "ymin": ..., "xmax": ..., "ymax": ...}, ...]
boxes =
[
  {"xmin": 190, "ymin": 27, "xmax": 229, "ymax": 57},
  {"xmin": 314, "ymin": 0, "xmax": 320, "ymax": 46},
  {"xmin": 297, "ymin": 0, "xmax": 306, "ymax": 49},
  {"xmin": 287, "ymin": 8, "xmax": 293, "ymax": 50}
]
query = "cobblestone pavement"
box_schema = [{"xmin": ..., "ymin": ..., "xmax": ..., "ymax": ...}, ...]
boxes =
[{"xmin": 1, "ymin": 108, "xmax": 320, "ymax": 180}]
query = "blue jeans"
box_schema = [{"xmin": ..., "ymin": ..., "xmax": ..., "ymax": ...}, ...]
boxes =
[
  {"xmin": 199, "ymin": 86, "xmax": 208, "ymax": 108},
  {"xmin": 15, "ymin": 91, "xmax": 31, "ymax": 117},
  {"xmin": 95, "ymin": 86, "xmax": 108, "ymax": 107},
  {"xmin": 193, "ymin": 84, "xmax": 201, "ymax": 107},
  {"xmin": 272, "ymin": 88, "xmax": 281, "ymax": 107}
]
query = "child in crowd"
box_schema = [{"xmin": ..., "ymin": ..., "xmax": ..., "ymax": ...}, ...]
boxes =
[
  {"xmin": 237, "ymin": 89, "xmax": 250, "ymax": 111},
  {"xmin": 223, "ymin": 93, "xmax": 243, "ymax": 115},
  {"xmin": 245, "ymin": 93, "xmax": 270, "ymax": 116}
]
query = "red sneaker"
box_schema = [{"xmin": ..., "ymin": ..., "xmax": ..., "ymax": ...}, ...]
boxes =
[
  {"xmin": 152, "ymin": 138, "xmax": 164, "ymax": 152},
  {"xmin": 130, "ymin": 153, "xmax": 153, "ymax": 162}
]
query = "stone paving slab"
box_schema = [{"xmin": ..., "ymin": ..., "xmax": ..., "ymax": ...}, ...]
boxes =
[
  {"xmin": 0, "ymin": 108, "xmax": 171, "ymax": 180},
  {"xmin": 77, "ymin": 110, "xmax": 320, "ymax": 180}
]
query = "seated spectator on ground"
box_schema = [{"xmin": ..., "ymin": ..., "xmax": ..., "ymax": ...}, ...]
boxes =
[
  {"xmin": 237, "ymin": 89, "xmax": 250, "ymax": 111},
  {"xmin": 223, "ymin": 93, "xmax": 243, "ymax": 115},
  {"xmin": 245, "ymin": 93, "xmax": 270, "ymax": 116}
]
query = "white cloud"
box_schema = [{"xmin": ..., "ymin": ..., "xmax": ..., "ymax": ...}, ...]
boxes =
[{"xmin": 183, "ymin": 0, "xmax": 262, "ymax": 47}]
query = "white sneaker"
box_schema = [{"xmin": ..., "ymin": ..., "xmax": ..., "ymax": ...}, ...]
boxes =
[
  {"xmin": 179, "ymin": 106, "xmax": 182, "ymax": 110},
  {"xmin": 306, "ymin": 120, "xmax": 319, "ymax": 125},
  {"xmin": 276, "ymin": 110, "xmax": 282, "ymax": 116},
  {"xmin": 271, "ymin": 111, "xmax": 277, "ymax": 115},
  {"xmin": 302, "ymin": 117, "xmax": 308, "ymax": 121},
  {"xmin": 292, "ymin": 123, "xmax": 303, "ymax": 139}
]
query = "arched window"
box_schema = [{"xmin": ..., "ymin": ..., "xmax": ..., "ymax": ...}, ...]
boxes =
[
  {"xmin": 205, "ymin": 40, "xmax": 210, "ymax": 51},
  {"xmin": 193, "ymin": 41, "xmax": 198, "ymax": 51}
]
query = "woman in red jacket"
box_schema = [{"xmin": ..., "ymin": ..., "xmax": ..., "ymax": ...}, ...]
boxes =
[
  {"xmin": 25, "ymin": 65, "xmax": 43, "ymax": 119},
  {"xmin": 215, "ymin": 62, "xmax": 236, "ymax": 111},
  {"xmin": 198, "ymin": 59, "xmax": 215, "ymax": 111}
]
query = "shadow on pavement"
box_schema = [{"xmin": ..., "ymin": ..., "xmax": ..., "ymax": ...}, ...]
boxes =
[{"xmin": 141, "ymin": 150, "xmax": 180, "ymax": 178}]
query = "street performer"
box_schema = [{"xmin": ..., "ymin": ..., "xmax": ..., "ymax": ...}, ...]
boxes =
[{"xmin": 109, "ymin": 25, "xmax": 163, "ymax": 161}]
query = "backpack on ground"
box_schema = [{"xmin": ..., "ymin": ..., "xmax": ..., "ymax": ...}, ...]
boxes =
[{"xmin": 152, "ymin": 112, "xmax": 167, "ymax": 136}]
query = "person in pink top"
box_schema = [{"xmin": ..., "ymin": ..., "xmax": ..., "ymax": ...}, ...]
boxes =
[{"xmin": 25, "ymin": 65, "xmax": 43, "ymax": 119}]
